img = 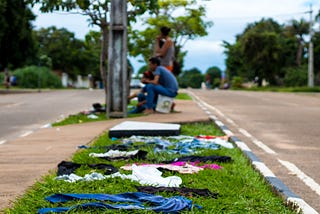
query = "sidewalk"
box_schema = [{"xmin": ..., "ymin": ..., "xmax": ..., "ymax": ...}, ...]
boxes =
[{"xmin": 0, "ymin": 99, "xmax": 209, "ymax": 210}]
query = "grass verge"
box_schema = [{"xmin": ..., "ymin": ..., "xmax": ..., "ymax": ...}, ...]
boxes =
[
  {"xmin": 52, "ymin": 92, "xmax": 192, "ymax": 127},
  {"xmin": 4, "ymin": 122, "xmax": 295, "ymax": 214}
]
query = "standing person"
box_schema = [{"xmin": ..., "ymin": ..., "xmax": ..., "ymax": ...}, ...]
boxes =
[
  {"xmin": 142, "ymin": 57, "xmax": 178, "ymax": 114},
  {"xmin": 154, "ymin": 26, "xmax": 175, "ymax": 72}
]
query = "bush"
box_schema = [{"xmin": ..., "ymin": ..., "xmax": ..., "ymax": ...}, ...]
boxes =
[
  {"xmin": 231, "ymin": 76, "xmax": 244, "ymax": 88},
  {"xmin": 13, "ymin": 66, "xmax": 62, "ymax": 89},
  {"xmin": 283, "ymin": 66, "xmax": 308, "ymax": 87}
]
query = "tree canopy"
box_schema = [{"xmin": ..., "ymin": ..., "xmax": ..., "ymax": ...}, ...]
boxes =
[{"xmin": 0, "ymin": 0, "xmax": 37, "ymax": 70}]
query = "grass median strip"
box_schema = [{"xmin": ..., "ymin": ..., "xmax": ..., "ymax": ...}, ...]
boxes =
[{"xmin": 5, "ymin": 122, "xmax": 295, "ymax": 213}]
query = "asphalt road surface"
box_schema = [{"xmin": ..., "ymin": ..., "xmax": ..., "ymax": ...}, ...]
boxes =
[
  {"xmin": 0, "ymin": 89, "xmax": 105, "ymax": 143},
  {"xmin": 188, "ymin": 89, "xmax": 320, "ymax": 212}
]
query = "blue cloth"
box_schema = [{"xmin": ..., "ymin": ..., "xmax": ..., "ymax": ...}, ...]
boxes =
[{"xmin": 38, "ymin": 192, "xmax": 201, "ymax": 213}]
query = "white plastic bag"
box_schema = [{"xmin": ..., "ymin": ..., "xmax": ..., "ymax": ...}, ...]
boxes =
[{"xmin": 156, "ymin": 94, "xmax": 173, "ymax": 113}]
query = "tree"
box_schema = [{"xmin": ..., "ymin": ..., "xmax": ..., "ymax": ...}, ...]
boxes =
[
  {"xmin": 224, "ymin": 18, "xmax": 294, "ymax": 86},
  {"xmin": 36, "ymin": 27, "xmax": 79, "ymax": 78},
  {"xmin": 128, "ymin": 0, "xmax": 213, "ymax": 70},
  {"xmin": 178, "ymin": 68, "xmax": 203, "ymax": 88},
  {"xmin": 0, "ymin": 0, "xmax": 37, "ymax": 70},
  {"xmin": 28, "ymin": 0, "xmax": 158, "ymax": 115},
  {"xmin": 205, "ymin": 66, "xmax": 222, "ymax": 88},
  {"xmin": 284, "ymin": 19, "xmax": 309, "ymax": 66}
]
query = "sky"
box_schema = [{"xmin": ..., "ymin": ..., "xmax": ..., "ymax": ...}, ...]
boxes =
[{"xmin": 31, "ymin": 0, "xmax": 320, "ymax": 73}]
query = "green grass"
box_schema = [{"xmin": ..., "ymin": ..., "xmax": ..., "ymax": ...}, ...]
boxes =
[
  {"xmin": 52, "ymin": 93, "xmax": 191, "ymax": 127},
  {"xmin": 4, "ymin": 122, "xmax": 296, "ymax": 214}
]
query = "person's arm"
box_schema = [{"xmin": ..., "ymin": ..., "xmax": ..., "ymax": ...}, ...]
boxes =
[
  {"xmin": 142, "ymin": 75, "xmax": 160, "ymax": 85},
  {"xmin": 155, "ymin": 39, "xmax": 173, "ymax": 57}
]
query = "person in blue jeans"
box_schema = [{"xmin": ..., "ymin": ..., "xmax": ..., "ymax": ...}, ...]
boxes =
[
  {"xmin": 142, "ymin": 57, "xmax": 178, "ymax": 114},
  {"xmin": 128, "ymin": 71, "xmax": 155, "ymax": 114}
]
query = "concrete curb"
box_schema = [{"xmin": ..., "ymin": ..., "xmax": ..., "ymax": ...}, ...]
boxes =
[{"xmin": 188, "ymin": 90, "xmax": 318, "ymax": 214}]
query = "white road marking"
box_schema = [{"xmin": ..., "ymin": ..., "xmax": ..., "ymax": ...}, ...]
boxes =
[
  {"xmin": 0, "ymin": 140, "xmax": 6, "ymax": 145},
  {"xmin": 41, "ymin": 123, "xmax": 52, "ymax": 128},
  {"xmin": 239, "ymin": 128, "xmax": 252, "ymax": 137},
  {"xmin": 188, "ymin": 90, "xmax": 319, "ymax": 213},
  {"xmin": 279, "ymin": 159, "xmax": 320, "ymax": 197},
  {"xmin": 239, "ymin": 128, "xmax": 276, "ymax": 154},
  {"xmin": 20, "ymin": 131, "xmax": 33, "ymax": 137}
]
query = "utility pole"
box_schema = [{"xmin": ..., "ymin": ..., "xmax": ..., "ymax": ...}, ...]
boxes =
[
  {"xmin": 308, "ymin": 4, "xmax": 314, "ymax": 87},
  {"xmin": 107, "ymin": 0, "xmax": 128, "ymax": 118}
]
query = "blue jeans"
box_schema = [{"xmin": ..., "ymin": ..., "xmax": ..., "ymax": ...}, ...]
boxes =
[
  {"xmin": 38, "ymin": 192, "xmax": 200, "ymax": 213},
  {"xmin": 128, "ymin": 93, "xmax": 146, "ymax": 114},
  {"xmin": 145, "ymin": 84, "xmax": 177, "ymax": 109}
]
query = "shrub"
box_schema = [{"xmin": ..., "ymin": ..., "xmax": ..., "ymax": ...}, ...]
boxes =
[
  {"xmin": 13, "ymin": 66, "xmax": 62, "ymax": 89},
  {"xmin": 231, "ymin": 76, "xmax": 244, "ymax": 88},
  {"xmin": 283, "ymin": 66, "xmax": 308, "ymax": 87}
]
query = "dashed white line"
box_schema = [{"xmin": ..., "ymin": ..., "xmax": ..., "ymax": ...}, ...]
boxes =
[
  {"xmin": 239, "ymin": 128, "xmax": 276, "ymax": 154},
  {"xmin": 20, "ymin": 131, "xmax": 33, "ymax": 137},
  {"xmin": 279, "ymin": 159, "xmax": 320, "ymax": 197},
  {"xmin": 239, "ymin": 128, "xmax": 252, "ymax": 138},
  {"xmin": 0, "ymin": 140, "xmax": 6, "ymax": 145}
]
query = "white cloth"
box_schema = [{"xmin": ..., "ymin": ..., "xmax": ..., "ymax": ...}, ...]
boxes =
[
  {"xmin": 89, "ymin": 149, "xmax": 139, "ymax": 158},
  {"xmin": 108, "ymin": 164, "xmax": 182, "ymax": 187}
]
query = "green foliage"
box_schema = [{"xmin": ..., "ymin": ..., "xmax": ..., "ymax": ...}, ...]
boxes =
[
  {"xmin": 128, "ymin": 0, "xmax": 213, "ymax": 69},
  {"xmin": 13, "ymin": 66, "xmax": 62, "ymax": 89},
  {"xmin": 223, "ymin": 18, "xmax": 312, "ymax": 87},
  {"xmin": 178, "ymin": 68, "xmax": 204, "ymax": 88},
  {"xmin": 205, "ymin": 66, "xmax": 221, "ymax": 88},
  {"xmin": 35, "ymin": 27, "xmax": 99, "ymax": 80},
  {"xmin": 231, "ymin": 76, "xmax": 244, "ymax": 89},
  {"xmin": 5, "ymin": 122, "xmax": 295, "ymax": 214},
  {"xmin": 283, "ymin": 66, "xmax": 308, "ymax": 87},
  {"xmin": 0, "ymin": 0, "xmax": 37, "ymax": 70}
]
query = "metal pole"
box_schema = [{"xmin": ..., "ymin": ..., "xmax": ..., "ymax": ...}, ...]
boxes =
[
  {"xmin": 308, "ymin": 4, "xmax": 314, "ymax": 87},
  {"xmin": 107, "ymin": 0, "xmax": 128, "ymax": 117}
]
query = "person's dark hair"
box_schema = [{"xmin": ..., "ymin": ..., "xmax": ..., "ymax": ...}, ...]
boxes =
[
  {"xmin": 149, "ymin": 57, "xmax": 161, "ymax": 66},
  {"xmin": 160, "ymin": 26, "xmax": 171, "ymax": 36}
]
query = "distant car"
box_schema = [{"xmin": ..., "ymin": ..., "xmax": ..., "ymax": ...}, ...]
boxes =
[{"xmin": 130, "ymin": 79, "xmax": 144, "ymax": 89}]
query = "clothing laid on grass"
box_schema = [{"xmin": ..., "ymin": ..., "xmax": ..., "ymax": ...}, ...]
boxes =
[
  {"xmin": 55, "ymin": 164, "xmax": 182, "ymax": 187},
  {"xmin": 38, "ymin": 192, "xmax": 201, "ymax": 213},
  {"xmin": 120, "ymin": 135, "xmax": 233, "ymax": 155},
  {"xmin": 56, "ymin": 172, "xmax": 107, "ymax": 183},
  {"xmin": 89, "ymin": 149, "xmax": 148, "ymax": 161},
  {"xmin": 57, "ymin": 161, "xmax": 118, "ymax": 176},
  {"xmin": 121, "ymin": 162, "xmax": 222, "ymax": 174},
  {"xmin": 164, "ymin": 155, "xmax": 232, "ymax": 164},
  {"xmin": 136, "ymin": 186, "xmax": 219, "ymax": 198},
  {"xmin": 106, "ymin": 164, "xmax": 182, "ymax": 187}
]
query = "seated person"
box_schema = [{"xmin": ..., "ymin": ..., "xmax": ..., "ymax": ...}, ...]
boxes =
[
  {"xmin": 128, "ymin": 71, "xmax": 155, "ymax": 114},
  {"xmin": 142, "ymin": 57, "xmax": 178, "ymax": 114}
]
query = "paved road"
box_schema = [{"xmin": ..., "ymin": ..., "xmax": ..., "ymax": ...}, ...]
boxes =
[
  {"xmin": 189, "ymin": 89, "xmax": 320, "ymax": 212},
  {"xmin": 0, "ymin": 89, "xmax": 105, "ymax": 143}
]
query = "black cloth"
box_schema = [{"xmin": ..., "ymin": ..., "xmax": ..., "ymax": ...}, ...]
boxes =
[
  {"xmin": 92, "ymin": 103, "xmax": 106, "ymax": 113},
  {"xmin": 163, "ymin": 155, "xmax": 232, "ymax": 164},
  {"xmin": 136, "ymin": 186, "xmax": 218, "ymax": 198},
  {"xmin": 57, "ymin": 161, "xmax": 118, "ymax": 176}
]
